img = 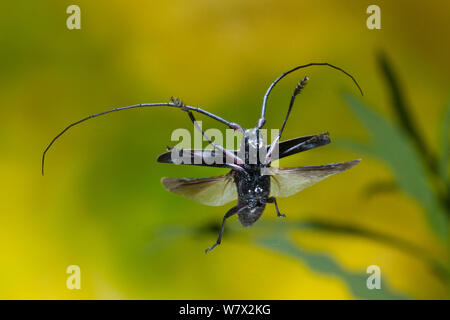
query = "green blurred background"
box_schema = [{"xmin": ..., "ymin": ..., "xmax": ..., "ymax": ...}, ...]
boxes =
[{"xmin": 0, "ymin": 0, "xmax": 448, "ymax": 299}]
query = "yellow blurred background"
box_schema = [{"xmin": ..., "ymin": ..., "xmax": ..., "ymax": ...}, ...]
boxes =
[{"xmin": 0, "ymin": 0, "xmax": 448, "ymax": 299}]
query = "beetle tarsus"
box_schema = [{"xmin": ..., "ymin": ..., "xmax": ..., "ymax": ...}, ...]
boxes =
[
  {"xmin": 205, "ymin": 243, "xmax": 218, "ymax": 253},
  {"xmin": 294, "ymin": 76, "xmax": 309, "ymax": 96},
  {"xmin": 170, "ymin": 96, "xmax": 189, "ymax": 112}
]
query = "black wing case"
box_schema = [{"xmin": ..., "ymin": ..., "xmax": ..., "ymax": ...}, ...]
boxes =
[
  {"xmin": 158, "ymin": 133, "xmax": 330, "ymax": 165},
  {"xmin": 157, "ymin": 148, "xmax": 237, "ymax": 168},
  {"xmin": 273, "ymin": 132, "xmax": 330, "ymax": 160}
]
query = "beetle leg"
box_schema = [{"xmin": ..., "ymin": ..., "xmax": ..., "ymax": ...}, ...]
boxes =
[
  {"xmin": 188, "ymin": 112, "xmax": 244, "ymax": 165},
  {"xmin": 173, "ymin": 98, "xmax": 245, "ymax": 166},
  {"xmin": 258, "ymin": 63, "xmax": 363, "ymax": 130},
  {"xmin": 265, "ymin": 77, "xmax": 309, "ymax": 164},
  {"xmin": 42, "ymin": 100, "xmax": 243, "ymax": 175},
  {"xmin": 170, "ymin": 97, "xmax": 244, "ymax": 132},
  {"xmin": 205, "ymin": 204, "xmax": 247, "ymax": 253},
  {"xmin": 267, "ymin": 197, "xmax": 286, "ymax": 218}
]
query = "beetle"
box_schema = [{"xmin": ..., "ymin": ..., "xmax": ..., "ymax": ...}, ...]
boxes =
[{"xmin": 42, "ymin": 63, "xmax": 363, "ymax": 253}]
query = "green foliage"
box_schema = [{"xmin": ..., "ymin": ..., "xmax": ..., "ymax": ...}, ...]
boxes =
[
  {"xmin": 339, "ymin": 93, "xmax": 448, "ymax": 240},
  {"xmin": 256, "ymin": 55, "xmax": 449, "ymax": 298},
  {"xmin": 440, "ymin": 104, "xmax": 450, "ymax": 187},
  {"xmin": 255, "ymin": 234, "xmax": 408, "ymax": 299}
]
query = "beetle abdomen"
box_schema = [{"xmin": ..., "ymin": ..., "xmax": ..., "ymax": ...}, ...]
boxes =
[{"xmin": 238, "ymin": 205, "xmax": 265, "ymax": 227}]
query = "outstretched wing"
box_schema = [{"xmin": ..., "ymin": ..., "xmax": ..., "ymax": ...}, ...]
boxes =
[
  {"xmin": 161, "ymin": 173, "xmax": 237, "ymax": 206},
  {"xmin": 269, "ymin": 160, "xmax": 360, "ymax": 197}
]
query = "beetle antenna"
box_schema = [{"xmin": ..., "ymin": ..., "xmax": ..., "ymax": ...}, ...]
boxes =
[
  {"xmin": 257, "ymin": 62, "xmax": 363, "ymax": 128},
  {"xmin": 42, "ymin": 101, "xmax": 242, "ymax": 175}
]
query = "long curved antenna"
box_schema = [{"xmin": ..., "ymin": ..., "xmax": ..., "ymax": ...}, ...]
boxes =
[
  {"xmin": 42, "ymin": 102, "xmax": 241, "ymax": 175},
  {"xmin": 257, "ymin": 62, "xmax": 364, "ymax": 128}
]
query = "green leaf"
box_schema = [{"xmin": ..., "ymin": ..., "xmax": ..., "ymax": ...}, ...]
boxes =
[
  {"xmin": 342, "ymin": 93, "xmax": 448, "ymax": 241},
  {"xmin": 377, "ymin": 52, "xmax": 437, "ymax": 174},
  {"xmin": 440, "ymin": 103, "xmax": 450, "ymax": 186},
  {"xmin": 256, "ymin": 234, "xmax": 408, "ymax": 299}
]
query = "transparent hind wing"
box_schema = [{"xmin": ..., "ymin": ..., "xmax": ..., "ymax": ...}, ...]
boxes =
[
  {"xmin": 161, "ymin": 173, "xmax": 237, "ymax": 206},
  {"xmin": 269, "ymin": 160, "xmax": 360, "ymax": 197}
]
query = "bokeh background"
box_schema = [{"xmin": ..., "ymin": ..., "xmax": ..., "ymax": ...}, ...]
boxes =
[{"xmin": 0, "ymin": 0, "xmax": 448, "ymax": 299}]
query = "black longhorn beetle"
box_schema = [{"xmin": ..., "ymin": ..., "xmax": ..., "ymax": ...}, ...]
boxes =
[{"xmin": 42, "ymin": 63, "xmax": 363, "ymax": 253}]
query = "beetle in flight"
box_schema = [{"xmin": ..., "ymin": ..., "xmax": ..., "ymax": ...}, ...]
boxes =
[{"xmin": 42, "ymin": 63, "xmax": 363, "ymax": 253}]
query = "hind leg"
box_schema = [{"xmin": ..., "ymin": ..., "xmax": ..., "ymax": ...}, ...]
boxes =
[
  {"xmin": 267, "ymin": 197, "xmax": 286, "ymax": 218},
  {"xmin": 205, "ymin": 204, "xmax": 247, "ymax": 253}
]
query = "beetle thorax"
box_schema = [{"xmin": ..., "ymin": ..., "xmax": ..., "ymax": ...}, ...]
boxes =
[{"xmin": 239, "ymin": 128, "xmax": 266, "ymax": 166}]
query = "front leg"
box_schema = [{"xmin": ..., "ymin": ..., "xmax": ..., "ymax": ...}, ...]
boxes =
[
  {"xmin": 267, "ymin": 197, "xmax": 286, "ymax": 218},
  {"xmin": 205, "ymin": 203, "xmax": 247, "ymax": 253},
  {"xmin": 171, "ymin": 97, "xmax": 244, "ymax": 166}
]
